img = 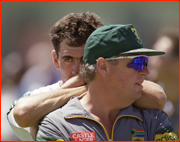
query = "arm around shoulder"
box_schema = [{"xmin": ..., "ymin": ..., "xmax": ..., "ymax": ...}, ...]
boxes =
[
  {"xmin": 13, "ymin": 85, "xmax": 88, "ymax": 127},
  {"xmin": 133, "ymin": 80, "xmax": 167, "ymax": 110}
]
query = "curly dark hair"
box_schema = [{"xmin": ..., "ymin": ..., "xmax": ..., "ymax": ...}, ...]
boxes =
[{"xmin": 50, "ymin": 12, "xmax": 104, "ymax": 57}]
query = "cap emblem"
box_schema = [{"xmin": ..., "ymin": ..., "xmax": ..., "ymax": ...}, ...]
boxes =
[{"xmin": 131, "ymin": 28, "xmax": 143, "ymax": 44}]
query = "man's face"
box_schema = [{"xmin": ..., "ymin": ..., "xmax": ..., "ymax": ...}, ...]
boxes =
[
  {"xmin": 107, "ymin": 55, "xmax": 150, "ymax": 106},
  {"xmin": 52, "ymin": 41, "xmax": 85, "ymax": 83}
]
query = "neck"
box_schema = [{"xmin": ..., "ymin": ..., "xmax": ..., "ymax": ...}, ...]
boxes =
[
  {"xmin": 80, "ymin": 78, "xmax": 126, "ymax": 112},
  {"xmin": 79, "ymin": 80, "xmax": 122, "ymax": 138}
]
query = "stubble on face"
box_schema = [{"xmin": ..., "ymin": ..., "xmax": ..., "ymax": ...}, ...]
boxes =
[
  {"xmin": 107, "ymin": 59, "xmax": 143, "ymax": 106},
  {"xmin": 58, "ymin": 41, "xmax": 85, "ymax": 83}
]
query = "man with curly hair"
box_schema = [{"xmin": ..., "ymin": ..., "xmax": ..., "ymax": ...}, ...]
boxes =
[{"xmin": 7, "ymin": 12, "xmax": 166, "ymax": 141}]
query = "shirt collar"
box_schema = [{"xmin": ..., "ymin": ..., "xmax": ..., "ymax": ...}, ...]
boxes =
[
  {"xmin": 62, "ymin": 97, "xmax": 143, "ymax": 121},
  {"xmin": 117, "ymin": 105, "xmax": 143, "ymax": 121}
]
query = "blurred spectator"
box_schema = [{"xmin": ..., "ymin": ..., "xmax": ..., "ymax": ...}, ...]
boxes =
[
  {"xmin": 146, "ymin": 25, "xmax": 179, "ymax": 135},
  {"xmin": 1, "ymin": 52, "xmax": 24, "ymax": 141},
  {"xmin": 1, "ymin": 42, "xmax": 62, "ymax": 141},
  {"xmin": 18, "ymin": 42, "xmax": 62, "ymax": 96}
]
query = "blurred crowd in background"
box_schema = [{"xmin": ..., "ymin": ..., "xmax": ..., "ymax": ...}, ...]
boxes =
[
  {"xmin": 146, "ymin": 25, "xmax": 179, "ymax": 136},
  {"xmin": 1, "ymin": 1, "xmax": 179, "ymax": 141}
]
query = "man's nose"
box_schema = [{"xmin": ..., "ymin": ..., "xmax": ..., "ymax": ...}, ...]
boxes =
[
  {"xmin": 72, "ymin": 61, "xmax": 81, "ymax": 75},
  {"xmin": 140, "ymin": 66, "xmax": 150, "ymax": 77}
]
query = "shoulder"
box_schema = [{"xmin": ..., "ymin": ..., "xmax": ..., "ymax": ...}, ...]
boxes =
[
  {"xmin": 131, "ymin": 105, "xmax": 162, "ymax": 119},
  {"xmin": 136, "ymin": 107, "xmax": 167, "ymax": 123},
  {"xmin": 136, "ymin": 107, "xmax": 174, "ymax": 132},
  {"xmin": 140, "ymin": 108, "xmax": 162, "ymax": 118},
  {"xmin": 131, "ymin": 106, "xmax": 172, "ymax": 128}
]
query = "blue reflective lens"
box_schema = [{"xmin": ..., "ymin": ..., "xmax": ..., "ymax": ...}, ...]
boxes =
[{"xmin": 128, "ymin": 56, "xmax": 148, "ymax": 72}]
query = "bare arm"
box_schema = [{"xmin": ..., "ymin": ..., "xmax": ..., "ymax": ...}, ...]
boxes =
[
  {"xmin": 13, "ymin": 75, "xmax": 87, "ymax": 128},
  {"xmin": 133, "ymin": 80, "xmax": 167, "ymax": 110}
]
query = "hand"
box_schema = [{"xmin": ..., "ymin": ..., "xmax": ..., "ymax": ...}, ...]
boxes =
[{"xmin": 61, "ymin": 74, "xmax": 86, "ymax": 89}]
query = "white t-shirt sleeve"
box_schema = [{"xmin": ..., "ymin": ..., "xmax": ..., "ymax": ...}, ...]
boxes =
[{"xmin": 31, "ymin": 81, "xmax": 61, "ymax": 95}]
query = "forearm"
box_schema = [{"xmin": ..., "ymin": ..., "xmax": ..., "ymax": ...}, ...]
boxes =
[
  {"xmin": 133, "ymin": 80, "xmax": 167, "ymax": 110},
  {"xmin": 13, "ymin": 86, "xmax": 87, "ymax": 127}
]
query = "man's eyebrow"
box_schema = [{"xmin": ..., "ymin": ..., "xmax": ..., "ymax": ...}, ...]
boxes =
[{"xmin": 61, "ymin": 56, "xmax": 74, "ymax": 59}]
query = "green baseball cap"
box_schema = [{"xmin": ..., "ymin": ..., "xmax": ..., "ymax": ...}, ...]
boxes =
[{"xmin": 83, "ymin": 24, "xmax": 165, "ymax": 65}]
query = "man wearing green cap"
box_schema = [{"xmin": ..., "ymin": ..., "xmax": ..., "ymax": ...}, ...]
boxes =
[
  {"xmin": 36, "ymin": 24, "xmax": 178, "ymax": 141},
  {"xmin": 8, "ymin": 13, "xmax": 167, "ymax": 141}
]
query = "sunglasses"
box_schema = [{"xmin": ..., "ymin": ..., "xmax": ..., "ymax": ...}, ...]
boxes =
[{"xmin": 105, "ymin": 55, "xmax": 148, "ymax": 72}]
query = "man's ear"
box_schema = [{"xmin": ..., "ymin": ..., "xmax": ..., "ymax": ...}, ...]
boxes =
[
  {"xmin": 96, "ymin": 57, "xmax": 108, "ymax": 76},
  {"xmin": 52, "ymin": 50, "xmax": 60, "ymax": 69}
]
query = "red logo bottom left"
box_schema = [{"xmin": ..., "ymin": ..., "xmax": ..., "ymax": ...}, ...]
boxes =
[{"xmin": 70, "ymin": 132, "xmax": 97, "ymax": 141}]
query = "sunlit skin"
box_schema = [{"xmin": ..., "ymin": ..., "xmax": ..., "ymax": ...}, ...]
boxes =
[
  {"xmin": 80, "ymin": 55, "xmax": 150, "ymax": 112},
  {"xmin": 99, "ymin": 53, "xmax": 150, "ymax": 107},
  {"xmin": 52, "ymin": 41, "xmax": 85, "ymax": 84},
  {"xmin": 107, "ymin": 57, "xmax": 150, "ymax": 107}
]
